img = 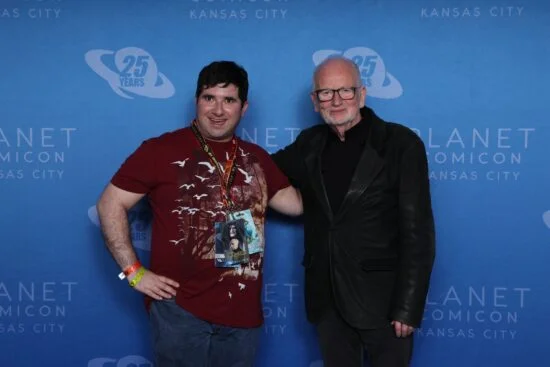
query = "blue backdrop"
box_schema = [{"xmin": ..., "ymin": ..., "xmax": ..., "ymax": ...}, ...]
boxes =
[{"xmin": 1, "ymin": 0, "xmax": 549, "ymax": 366}]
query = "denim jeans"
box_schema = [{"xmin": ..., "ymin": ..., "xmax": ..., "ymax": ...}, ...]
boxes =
[{"xmin": 149, "ymin": 298, "xmax": 261, "ymax": 367}]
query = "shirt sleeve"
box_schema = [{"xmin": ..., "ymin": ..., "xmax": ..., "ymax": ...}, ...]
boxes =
[
  {"xmin": 111, "ymin": 139, "xmax": 159, "ymax": 194},
  {"xmin": 271, "ymin": 131, "xmax": 307, "ymax": 189}
]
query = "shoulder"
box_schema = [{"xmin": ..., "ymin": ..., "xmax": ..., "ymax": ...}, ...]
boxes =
[
  {"xmin": 147, "ymin": 127, "xmax": 191, "ymax": 145},
  {"xmin": 275, "ymin": 124, "xmax": 327, "ymax": 153},
  {"xmin": 295, "ymin": 124, "xmax": 326, "ymax": 143},
  {"xmin": 138, "ymin": 128, "xmax": 192, "ymax": 152},
  {"xmin": 236, "ymin": 139, "xmax": 278, "ymax": 168},
  {"xmin": 237, "ymin": 138, "xmax": 265, "ymax": 152},
  {"xmin": 365, "ymin": 107, "xmax": 423, "ymax": 151},
  {"xmin": 384, "ymin": 122, "xmax": 425, "ymax": 150},
  {"xmin": 237, "ymin": 139, "xmax": 270, "ymax": 158}
]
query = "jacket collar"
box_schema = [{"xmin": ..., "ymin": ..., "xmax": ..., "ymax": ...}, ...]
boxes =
[{"xmin": 304, "ymin": 107, "xmax": 387, "ymax": 222}]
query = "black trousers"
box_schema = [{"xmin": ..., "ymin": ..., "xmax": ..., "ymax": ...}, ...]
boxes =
[{"xmin": 315, "ymin": 308, "xmax": 413, "ymax": 367}]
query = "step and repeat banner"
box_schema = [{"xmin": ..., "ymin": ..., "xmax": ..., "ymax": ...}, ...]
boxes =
[{"xmin": 1, "ymin": 0, "xmax": 549, "ymax": 366}]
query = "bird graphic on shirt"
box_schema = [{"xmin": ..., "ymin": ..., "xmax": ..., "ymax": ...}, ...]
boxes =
[
  {"xmin": 198, "ymin": 161, "xmax": 216, "ymax": 174},
  {"xmin": 237, "ymin": 168, "xmax": 253, "ymax": 184},
  {"xmin": 169, "ymin": 238, "xmax": 185, "ymax": 246},
  {"xmin": 195, "ymin": 175, "xmax": 208, "ymax": 182},
  {"xmin": 171, "ymin": 159, "xmax": 189, "ymax": 168},
  {"xmin": 187, "ymin": 208, "xmax": 200, "ymax": 215},
  {"xmin": 171, "ymin": 206, "xmax": 189, "ymax": 215},
  {"xmin": 207, "ymin": 184, "xmax": 221, "ymax": 189},
  {"xmin": 193, "ymin": 193, "xmax": 208, "ymax": 200},
  {"xmin": 239, "ymin": 148, "xmax": 250, "ymax": 157},
  {"xmin": 205, "ymin": 210, "xmax": 224, "ymax": 217},
  {"xmin": 238, "ymin": 283, "xmax": 246, "ymax": 291},
  {"xmin": 215, "ymin": 202, "xmax": 224, "ymax": 209},
  {"xmin": 228, "ymin": 291, "xmax": 233, "ymax": 299},
  {"xmin": 179, "ymin": 183, "xmax": 195, "ymax": 190}
]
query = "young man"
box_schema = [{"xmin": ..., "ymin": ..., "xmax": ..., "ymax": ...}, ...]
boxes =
[
  {"xmin": 272, "ymin": 57, "xmax": 435, "ymax": 367},
  {"xmin": 97, "ymin": 61, "xmax": 302, "ymax": 367}
]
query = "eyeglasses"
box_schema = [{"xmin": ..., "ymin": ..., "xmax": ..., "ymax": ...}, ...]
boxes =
[{"xmin": 314, "ymin": 87, "xmax": 360, "ymax": 102}]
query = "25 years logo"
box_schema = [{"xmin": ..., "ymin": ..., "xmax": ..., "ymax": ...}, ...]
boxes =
[
  {"xmin": 85, "ymin": 47, "xmax": 175, "ymax": 99},
  {"xmin": 312, "ymin": 47, "xmax": 403, "ymax": 99}
]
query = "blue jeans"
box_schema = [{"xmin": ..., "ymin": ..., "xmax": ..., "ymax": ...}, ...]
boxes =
[{"xmin": 149, "ymin": 298, "xmax": 261, "ymax": 367}]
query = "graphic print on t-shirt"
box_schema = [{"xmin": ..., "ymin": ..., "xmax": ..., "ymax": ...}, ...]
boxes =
[{"xmin": 168, "ymin": 144, "xmax": 268, "ymax": 285}]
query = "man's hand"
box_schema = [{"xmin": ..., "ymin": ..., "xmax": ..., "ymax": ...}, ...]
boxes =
[
  {"xmin": 129, "ymin": 269, "xmax": 180, "ymax": 300},
  {"xmin": 391, "ymin": 320, "xmax": 414, "ymax": 338}
]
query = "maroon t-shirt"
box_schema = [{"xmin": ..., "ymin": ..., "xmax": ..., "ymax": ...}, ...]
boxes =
[{"xmin": 111, "ymin": 127, "xmax": 290, "ymax": 327}]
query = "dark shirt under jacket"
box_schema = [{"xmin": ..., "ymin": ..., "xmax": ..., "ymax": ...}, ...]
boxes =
[{"xmin": 322, "ymin": 118, "xmax": 370, "ymax": 215}]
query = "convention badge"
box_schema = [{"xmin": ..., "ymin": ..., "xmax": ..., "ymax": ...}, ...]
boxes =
[
  {"xmin": 227, "ymin": 209, "xmax": 262, "ymax": 254},
  {"xmin": 214, "ymin": 219, "xmax": 250, "ymax": 268}
]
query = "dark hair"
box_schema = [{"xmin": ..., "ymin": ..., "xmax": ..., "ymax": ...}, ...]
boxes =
[
  {"xmin": 195, "ymin": 61, "xmax": 249, "ymax": 105},
  {"xmin": 222, "ymin": 221, "xmax": 245, "ymax": 249}
]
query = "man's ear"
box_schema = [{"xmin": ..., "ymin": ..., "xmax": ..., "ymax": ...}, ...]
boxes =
[
  {"xmin": 310, "ymin": 93, "xmax": 320, "ymax": 112},
  {"xmin": 359, "ymin": 86, "xmax": 367, "ymax": 108},
  {"xmin": 240, "ymin": 101, "xmax": 249, "ymax": 117}
]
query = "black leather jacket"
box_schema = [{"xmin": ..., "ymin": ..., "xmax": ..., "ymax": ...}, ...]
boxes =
[{"xmin": 272, "ymin": 107, "xmax": 435, "ymax": 328}]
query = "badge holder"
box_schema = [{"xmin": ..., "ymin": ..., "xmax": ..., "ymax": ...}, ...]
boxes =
[
  {"xmin": 214, "ymin": 218, "xmax": 250, "ymax": 267},
  {"xmin": 228, "ymin": 209, "xmax": 262, "ymax": 254}
]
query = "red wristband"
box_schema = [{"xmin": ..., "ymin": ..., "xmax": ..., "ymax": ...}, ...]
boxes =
[{"xmin": 123, "ymin": 261, "xmax": 142, "ymax": 277}]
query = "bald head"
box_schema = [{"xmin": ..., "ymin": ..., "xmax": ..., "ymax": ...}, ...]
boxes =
[
  {"xmin": 310, "ymin": 56, "xmax": 367, "ymax": 132},
  {"xmin": 313, "ymin": 57, "xmax": 362, "ymax": 90}
]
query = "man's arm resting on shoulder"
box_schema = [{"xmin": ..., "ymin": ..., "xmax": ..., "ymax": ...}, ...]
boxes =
[
  {"xmin": 269, "ymin": 185, "xmax": 303, "ymax": 216},
  {"xmin": 96, "ymin": 183, "xmax": 179, "ymax": 299},
  {"xmin": 391, "ymin": 138, "xmax": 436, "ymax": 337},
  {"xmin": 269, "ymin": 135, "xmax": 306, "ymax": 216},
  {"xmin": 271, "ymin": 134, "xmax": 305, "ymax": 189}
]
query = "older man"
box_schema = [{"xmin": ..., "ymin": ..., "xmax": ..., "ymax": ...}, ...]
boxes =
[{"xmin": 272, "ymin": 57, "xmax": 435, "ymax": 367}]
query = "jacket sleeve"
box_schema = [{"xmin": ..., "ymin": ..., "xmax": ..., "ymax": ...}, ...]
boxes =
[
  {"xmin": 270, "ymin": 132, "xmax": 306, "ymax": 189},
  {"xmin": 391, "ymin": 136, "xmax": 436, "ymax": 327}
]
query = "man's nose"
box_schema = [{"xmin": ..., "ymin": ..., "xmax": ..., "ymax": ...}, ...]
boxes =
[
  {"xmin": 331, "ymin": 92, "xmax": 343, "ymax": 106},
  {"xmin": 213, "ymin": 101, "xmax": 224, "ymax": 115}
]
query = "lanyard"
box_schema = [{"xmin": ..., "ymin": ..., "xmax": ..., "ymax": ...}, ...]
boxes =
[{"xmin": 191, "ymin": 121, "xmax": 239, "ymax": 211}]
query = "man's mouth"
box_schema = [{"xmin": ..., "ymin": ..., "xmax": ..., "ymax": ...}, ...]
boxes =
[{"xmin": 209, "ymin": 118, "xmax": 227, "ymax": 125}]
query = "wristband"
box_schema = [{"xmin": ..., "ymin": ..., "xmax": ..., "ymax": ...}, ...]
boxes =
[
  {"xmin": 129, "ymin": 267, "xmax": 146, "ymax": 288},
  {"xmin": 118, "ymin": 261, "xmax": 142, "ymax": 280}
]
